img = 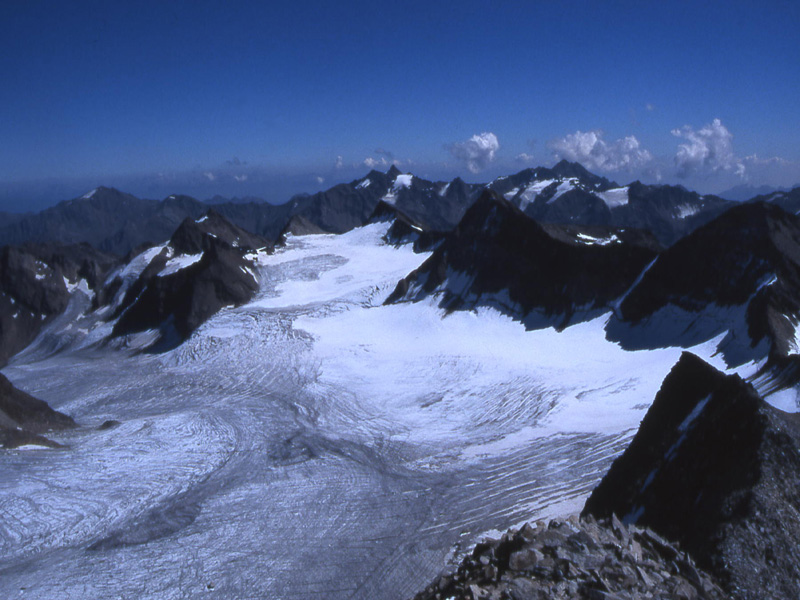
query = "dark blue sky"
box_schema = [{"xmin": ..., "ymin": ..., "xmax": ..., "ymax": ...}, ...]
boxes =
[{"xmin": 1, "ymin": 0, "xmax": 799, "ymax": 210}]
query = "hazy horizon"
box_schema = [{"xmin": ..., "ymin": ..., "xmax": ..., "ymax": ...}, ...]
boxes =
[{"xmin": 2, "ymin": 1, "xmax": 798, "ymax": 211}]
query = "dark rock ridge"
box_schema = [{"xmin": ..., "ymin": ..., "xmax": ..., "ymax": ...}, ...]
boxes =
[
  {"xmin": 583, "ymin": 352, "xmax": 800, "ymax": 600},
  {"xmin": 0, "ymin": 243, "xmax": 118, "ymax": 365},
  {"xmin": 387, "ymin": 190, "xmax": 659, "ymax": 330},
  {"xmin": 366, "ymin": 200, "xmax": 444, "ymax": 252},
  {"xmin": 719, "ymin": 184, "xmax": 793, "ymax": 202},
  {"xmin": 108, "ymin": 211, "xmax": 270, "ymax": 344},
  {"xmin": 0, "ymin": 187, "xmax": 209, "ymax": 256},
  {"xmin": 0, "ymin": 169, "xmax": 477, "ymax": 254},
  {"xmin": 0, "ymin": 372, "xmax": 76, "ymax": 449},
  {"xmin": 747, "ymin": 186, "xmax": 800, "ymax": 216},
  {"xmin": 411, "ymin": 515, "xmax": 726, "ymax": 600},
  {"xmin": 608, "ymin": 201, "xmax": 800, "ymax": 375}
]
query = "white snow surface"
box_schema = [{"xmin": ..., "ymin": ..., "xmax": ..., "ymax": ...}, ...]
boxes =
[
  {"xmin": 158, "ymin": 253, "xmax": 204, "ymax": 277},
  {"xmin": 394, "ymin": 173, "xmax": 413, "ymax": 189},
  {"xmin": 0, "ymin": 221, "xmax": 764, "ymax": 599},
  {"xmin": 518, "ymin": 179, "xmax": 555, "ymax": 210},
  {"xmin": 81, "ymin": 188, "xmax": 98, "ymax": 200},
  {"xmin": 595, "ymin": 187, "xmax": 629, "ymax": 209},
  {"xmin": 547, "ymin": 178, "xmax": 579, "ymax": 204},
  {"xmin": 576, "ymin": 233, "xmax": 621, "ymax": 246},
  {"xmin": 105, "ymin": 244, "xmax": 172, "ymax": 308},
  {"xmin": 675, "ymin": 204, "xmax": 700, "ymax": 219}
]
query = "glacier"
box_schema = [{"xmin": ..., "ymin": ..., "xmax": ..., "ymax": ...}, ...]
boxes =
[{"xmin": 0, "ymin": 221, "xmax": 731, "ymax": 599}]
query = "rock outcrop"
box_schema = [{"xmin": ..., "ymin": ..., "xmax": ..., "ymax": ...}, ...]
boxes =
[
  {"xmin": 607, "ymin": 201, "xmax": 800, "ymax": 379},
  {"xmin": 387, "ymin": 190, "xmax": 659, "ymax": 330},
  {"xmin": 108, "ymin": 211, "xmax": 271, "ymax": 344},
  {"xmin": 583, "ymin": 352, "xmax": 800, "ymax": 600},
  {"xmin": 411, "ymin": 516, "xmax": 726, "ymax": 600},
  {"xmin": 0, "ymin": 243, "xmax": 118, "ymax": 365},
  {"xmin": 0, "ymin": 372, "xmax": 76, "ymax": 449}
]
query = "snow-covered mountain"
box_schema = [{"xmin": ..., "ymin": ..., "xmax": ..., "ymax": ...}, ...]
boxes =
[
  {"xmin": 2, "ymin": 166, "xmax": 800, "ymax": 598},
  {"xmin": 0, "ymin": 243, "xmax": 118, "ymax": 365},
  {"xmin": 387, "ymin": 190, "xmax": 660, "ymax": 330},
  {"xmin": 1, "ymin": 206, "xmax": 746, "ymax": 599},
  {"xmin": 607, "ymin": 201, "xmax": 800, "ymax": 385},
  {"xmin": 487, "ymin": 160, "xmax": 733, "ymax": 246},
  {"xmin": 0, "ymin": 161, "xmax": 764, "ymax": 257}
]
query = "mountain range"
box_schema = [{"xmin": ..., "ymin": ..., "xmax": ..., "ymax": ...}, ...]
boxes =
[
  {"xmin": 0, "ymin": 160, "xmax": 770, "ymax": 256},
  {"xmin": 2, "ymin": 161, "xmax": 800, "ymax": 599}
]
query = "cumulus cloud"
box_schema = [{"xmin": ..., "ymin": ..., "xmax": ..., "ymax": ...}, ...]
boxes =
[
  {"xmin": 233, "ymin": 174, "xmax": 247, "ymax": 182},
  {"xmin": 315, "ymin": 176, "xmax": 325, "ymax": 184},
  {"xmin": 363, "ymin": 156, "xmax": 389, "ymax": 169},
  {"xmin": 203, "ymin": 172, "xmax": 216, "ymax": 181},
  {"xmin": 335, "ymin": 156, "xmax": 343, "ymax": 169},
  {"xmin": 515, "ymin": 153, "xmax": 536, "ymax": 164},
  {"xmin": 645, "ymin": 103, "xmax": 656, "ymax": 112},
  {"xmin": 743, "ymin": 154, "xmax": 789, "ymax": 167},
  {"xmin": 672, "ymin": 118, "xmax": 745, "ymax": 178},
  {"xmin": 449, "ymin": 132, "xmax": 500, "ymax": 173},
  {"xmin": 549, "ymin": 130, "xmax": 652, "ymax": 172}
]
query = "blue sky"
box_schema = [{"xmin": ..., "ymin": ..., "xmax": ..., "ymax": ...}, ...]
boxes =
[{"xmin": 1, "ymin": 0, "xmax": 799, "ymax": 210}]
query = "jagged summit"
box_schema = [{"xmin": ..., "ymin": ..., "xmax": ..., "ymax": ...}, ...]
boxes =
[
  {"xmin": 170, "ymin": 210, "xmax": 270, "ymax": 255},
  {"xmin": 386, "ymin": 164, "xmax": 402, "ymax": 179},
  {"xmin": 107, "ymin": 211, "xmax": 268, "ymax": 344}
]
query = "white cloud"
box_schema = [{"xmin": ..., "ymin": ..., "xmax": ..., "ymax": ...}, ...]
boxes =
[
  {"xmin": 449, "ymin": 132, "xmax": 500, "ymax": 173},
  {"xmin": 233, "ymin": 174, "xmax": 247, "ymax": 182},
  {"xmin": 364, "ymin": 156, "xmax": 389, "ymax": 169},
  {"xmin": 203, "ymin": 172, "xmax": 216, "ymax": 181},
  {"xmin": 743, "ymin": 154, "xmax": 789, "ymax": 167},
  {"xmin": 335, "ymin": 156, "xmax": 343, "ymax": 169},
  {"xmin": 671, "ymin": 118, "xmax": 745, "ymax": 178},
  {"xmin": 645, "ymin": 103, "xmax": 656, "ymax": 112},
  {"xmin": 515, "ymin": 153, "xmax": 536, "ymax": 164},
  {"xmin": 549, "ymin": 130, "xmax": 652, "ymax": 172},
  {"xmin": 315, "ymin": 176, "xmax": 325, "ymax": 184}
]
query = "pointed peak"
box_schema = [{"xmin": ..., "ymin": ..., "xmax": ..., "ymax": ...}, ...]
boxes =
[{"xmin": 386, "ymin": 164, "xmax": 402, "ymax": 178}]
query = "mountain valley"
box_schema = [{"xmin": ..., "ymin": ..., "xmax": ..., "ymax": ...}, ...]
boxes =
[{"xmin": 1, "ymin": 164, "xmax": 800, "ymax": 599}]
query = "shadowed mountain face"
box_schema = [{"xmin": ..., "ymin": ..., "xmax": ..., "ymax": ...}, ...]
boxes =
[
  {"xmin": 386, "ymin": 190, "xmax": 659, "ymax": 330},
  {"xmin": 108, "ymin": 211, "xmax": 270, "ymax": 344},
  {"xmin": 583, "ymin": 352, "xmax": 800, "ymax": 600},
  {"xmin": 0, "ymin": 243, "xmax": 118, "ymax": 366},
  {"xmin": 608, "ymin": 201, "xmax": 800, "ymax": 376},
  {"xmin": 0, "ymin": 372, "xmax": 76, "ymax": 448},
  {"xmin": 747, "ymin": 187, "xmax": 800, "ymax": 215}
]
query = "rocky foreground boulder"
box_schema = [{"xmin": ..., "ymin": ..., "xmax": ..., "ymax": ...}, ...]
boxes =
[
  {"xmin": 411, "ymin": 515, "xmax": 726, "ymax": 600},
  {"xmin": 583, "ymin": 352, "xmax": 800, "ymax": 599},
  {"xmin": 0, "ymin": 372, "xmax": 76, "ymax": 449}
]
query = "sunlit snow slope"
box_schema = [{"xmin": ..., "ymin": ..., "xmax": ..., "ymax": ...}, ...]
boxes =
[{"xmin": 0, "ymin": 222, "xmax": 726, "ymax": 599}]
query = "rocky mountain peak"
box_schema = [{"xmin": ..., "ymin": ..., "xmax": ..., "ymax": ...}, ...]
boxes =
[{"xmin": 583, "ymin": 352, "xmax": 800, "ymax": 599}]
